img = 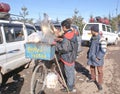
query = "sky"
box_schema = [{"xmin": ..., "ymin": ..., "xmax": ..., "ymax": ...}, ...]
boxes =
[{"xmin": 0, "ymin": 0, "xmax": 120, "ymax": 22}]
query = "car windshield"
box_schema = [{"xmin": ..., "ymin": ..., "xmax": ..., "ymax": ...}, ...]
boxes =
[
  {"xmin": 35, "ymin": 26, "xmax": 41, "ymax": 31},
  {"xmin": 85, "ymin": 24, "xmax": 99, "ymax": 30},
  {"xmin": 26, "ymin": 25, "xmax": 36, "ymax": 36}
]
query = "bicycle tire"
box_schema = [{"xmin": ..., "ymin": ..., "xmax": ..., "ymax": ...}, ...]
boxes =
[{"xmin": 30, "ymin": 63, "xmax": 47, "ymax": 94}]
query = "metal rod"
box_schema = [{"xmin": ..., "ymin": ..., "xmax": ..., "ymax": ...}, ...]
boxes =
[{"xmin": 54, "ymin": 54, "xmax": 70, "ymax": 93}]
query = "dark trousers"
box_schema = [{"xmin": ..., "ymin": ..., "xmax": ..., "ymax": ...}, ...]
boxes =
[
  {"xmin": 64, "ymin": 64, "xmax": 75, "ymax": 90},
  {"xmin": 90, "ymin": 65, "xmax": 103, "ymax": 85}
]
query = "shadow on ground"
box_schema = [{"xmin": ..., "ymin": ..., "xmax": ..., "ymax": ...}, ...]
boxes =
[
  {"xmin": 0, "ymin": 66, "xmax": 25, "ymax": 94},
  {"xmin": 75, "ymin": 61, "xmax": 91, "ymax": 79}
]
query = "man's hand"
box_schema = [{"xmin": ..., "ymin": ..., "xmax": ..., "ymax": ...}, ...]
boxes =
[
  {"xmin": 55, "ymin": 37, "xmax": 63, "ymax": 42},
  {"xmin": 52, "ymin": 41, "xmax": 57, "ymax": 45}
]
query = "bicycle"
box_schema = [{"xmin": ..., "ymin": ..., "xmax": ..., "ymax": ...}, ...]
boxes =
[{"xmin": 25, "ymin": 42, "xmax": 69, "ymax": 94}]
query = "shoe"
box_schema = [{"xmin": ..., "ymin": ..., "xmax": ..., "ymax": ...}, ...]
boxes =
[
  {"xmin": 87, "ymin": 79, "xmax": 96, "ymax": 83},
  {"xmin": 61, "ymin": 88, "xmax": 76, "ymax": 92},
  {"xmin": 97, "ymin": 84, "xmax": 103, "ymax": 91}
]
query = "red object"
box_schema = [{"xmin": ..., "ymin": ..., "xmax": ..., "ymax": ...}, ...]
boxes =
[
  {"xmin": 103, "ymin": 18, "xmax": 109, "ymax": 25},
  {"xmin": 64, "ymin": 30, "xmax": 75, "ymax": 40},
  {"xmin": 0, "ymin": 3, "xmax": 10, "ymax": 12},
  {"xmin": 99, "ymin": 18, "xmax": 104, "ymax": 23},
  {"xmin": 60, "ymin": 58, "xmax": 74, "ymax": 66},
  {"xmin": 72, "ymin": 28, "xmax": 79, "ymax": 36}
]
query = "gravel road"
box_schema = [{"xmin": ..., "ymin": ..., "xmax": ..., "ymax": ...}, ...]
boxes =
[{"xmin": 1, "ymin": 41, "xmax": 120, "ymax": 94}]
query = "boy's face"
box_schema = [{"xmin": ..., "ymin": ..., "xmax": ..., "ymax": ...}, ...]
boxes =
[{"xmin": 91, "ymin": 30, "xmax": 98, "ymax": 36}]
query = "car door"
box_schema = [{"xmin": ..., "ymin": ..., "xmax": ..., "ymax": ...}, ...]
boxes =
[
  {"xmin": 106, "ymin": 26, "xmax": 115, "ymax": 43},
  {"xmin": 0, "ymin": 25, "xmax": 6, "ymax": 66},
  {"xmin": 3, "ymin": 23, "xmax": 26, "ymax": 73}
]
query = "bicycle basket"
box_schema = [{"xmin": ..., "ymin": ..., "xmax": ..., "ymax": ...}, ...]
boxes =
[{"xmin": 25, "ymin": 42, "xmax": 55, "ymax": 60}]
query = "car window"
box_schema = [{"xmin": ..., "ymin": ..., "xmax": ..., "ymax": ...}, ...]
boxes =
[
  {"xmin": 4, "ymin": 26, "xmax": 14, "ymax": 42},
  {"xmin": 106, "ymin": 26, "xmax": 111, "ymax": 32},
  {"xmin": 54, "ymin": 25, "xmax": 61, "ymax": 32},
  {"xmin": 111, "ymin": 30, "xmax": 115, "ymax": 33},
  {"xmin": 4, "ymin": 24, "xmax": 24, "ymax": 42},
  {"xmin": 85, "ymin": 24, "xmax": 99, "ymax": 31},
  {"xmin": 26, "ymin": 25, "xmax": 36, "ymax": 36},
  {"xmin": 14, "ymin": 26, "xmax": 24, "ymax": 41},
  {"xmin": 0, "ymin": 28, "xmax": 3, "ymax": 44},
  {"xmin": 102, "ymin": 25, "xmax": 106, "ymax": 31}
]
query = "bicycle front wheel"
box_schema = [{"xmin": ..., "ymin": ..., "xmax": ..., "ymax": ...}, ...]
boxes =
[{"xmin": 31, "ymin": 63, "xmax": 47, "ymax": 94}]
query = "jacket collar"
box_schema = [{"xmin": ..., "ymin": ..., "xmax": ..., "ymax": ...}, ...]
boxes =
[{"xmin": 64, "ymin": 29, "xmax": 75, "ymax": 40}]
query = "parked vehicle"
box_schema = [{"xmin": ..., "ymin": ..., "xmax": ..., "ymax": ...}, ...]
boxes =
[
  {"xmin": 71, "ymin": 25, "xmax": 82, "ymax": 53},
  {"xmin": 0, "ymin": 17, "xmax": 36, "ymax": 85},
  {"xmin": 117, "ymin": 31, "xmax": 120, "ymax": 37},
  {"xmin": 82, "ymin": 23, "xmax": 119, "ymax": 45}
]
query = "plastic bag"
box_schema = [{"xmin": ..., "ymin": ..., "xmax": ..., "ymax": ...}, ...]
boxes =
[
  {"xmin": 27, "ymin": 32, "xmax": 43, "ymax": 43},
  {"xmin": 46, "ymin": 72, "xmax": 58, "ymax": 89}
]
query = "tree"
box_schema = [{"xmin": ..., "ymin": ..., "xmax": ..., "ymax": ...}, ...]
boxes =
[
  {"xmin": 110, "ymin": 17, "xmax": 117, "ymax": 31},
  {"xmin": 18, "ymin": 6, "xmax": 33, "ymax": 24},
  {"xmin": 110, "ymin": 14, "xmax": 120, "ymax": 31},
  {"xmin": 72, "ymin": 9, "xmax": 84, "ymax": 34}
]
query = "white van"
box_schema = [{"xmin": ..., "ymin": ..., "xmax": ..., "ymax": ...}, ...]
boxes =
[
  {"xmin": 0, "ymin": 19, "xmax": 36, "ymax": 85},
  {"xmin": 82, "ymin": 23, "xmax": 119, "ymax": 45}
]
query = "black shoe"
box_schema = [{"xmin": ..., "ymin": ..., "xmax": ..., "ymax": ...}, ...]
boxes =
[
  {"xmin": 97, "ymin": 84, "xmax": 103, "ymax": 91},
  {"xmin": 87, "ymin": 79, "xmax": 96, "ymax": 83}
]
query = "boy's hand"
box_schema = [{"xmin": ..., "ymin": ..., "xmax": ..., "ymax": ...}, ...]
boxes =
[{"xmin": 96, "ymin": 58, "xmax": 100, "ymax": 62}]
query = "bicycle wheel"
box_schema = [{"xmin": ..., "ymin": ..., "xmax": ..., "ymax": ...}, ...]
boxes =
[{"xmin": 31, "ymin": 63, "xmax": 47, "ymax": 94}]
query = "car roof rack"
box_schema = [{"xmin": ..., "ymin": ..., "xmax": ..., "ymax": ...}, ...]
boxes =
[
  {"xmin": 0, "ymin": 12, "xmax": 23, "ymax": 22},
  {"xmin": 0, "ymin": 12, "xmax": 10, "ymax": 20}
]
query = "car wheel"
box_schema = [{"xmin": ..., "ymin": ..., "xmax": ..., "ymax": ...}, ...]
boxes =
[{"xmin": 105, "ymin": 38, "xmax": 108, "ymax": 45}]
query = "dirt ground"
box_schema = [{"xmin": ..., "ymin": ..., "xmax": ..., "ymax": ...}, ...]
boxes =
[{"xmin": 0, "ymin": 41, "xmax": 120, "ymax": 94}]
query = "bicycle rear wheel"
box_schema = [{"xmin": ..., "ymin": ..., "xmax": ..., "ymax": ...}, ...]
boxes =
[{"xmin": 31, "ymin": 63, "xmax": 47, "ymax": 94}]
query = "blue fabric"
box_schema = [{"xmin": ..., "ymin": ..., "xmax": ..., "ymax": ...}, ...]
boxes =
[
  {"xmin": 87, "ymin": 35, "xmax": 105, "ymax": 66},
  {"xmin": 64, "ymin": 64, "xmax": 75, "ymax": 90}
]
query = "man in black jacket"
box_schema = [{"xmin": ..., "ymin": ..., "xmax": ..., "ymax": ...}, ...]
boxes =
[{"xmin": 56, "ymin": 19, "xmax": 78, "ymax": 92}]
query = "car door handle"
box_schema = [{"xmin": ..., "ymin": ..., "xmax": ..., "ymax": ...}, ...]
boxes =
[
  {"xmin": 0, "ymin": 52, "xmax": 6, "ymax": 56},
  {"xmin": 7, "ymin": 49, "xmax": 20, "ymax": 53}
]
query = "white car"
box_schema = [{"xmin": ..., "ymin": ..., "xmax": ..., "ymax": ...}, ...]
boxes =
[
  {"xmin": 117, "ymin": 31, "xmax": 120, "ymax": 37},
  {"xmin": 0, "ymin": 19, "xmax": 36, "ymax": 85},
  {"xmin": 82, "ymin": 23, "xmax": 119, "ymax": 45}
]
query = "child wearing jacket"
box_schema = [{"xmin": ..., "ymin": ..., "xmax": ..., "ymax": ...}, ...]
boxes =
[{"xmin": 87, "ymin": 25, "xmax": 106, "ymax": 91}]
